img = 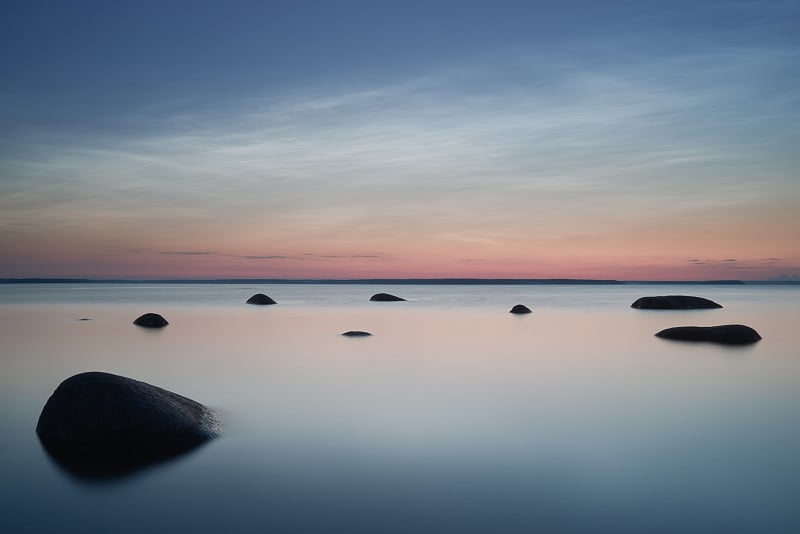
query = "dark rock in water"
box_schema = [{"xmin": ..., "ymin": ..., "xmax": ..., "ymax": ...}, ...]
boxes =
[
  {"xmin": 36, "ymin": 372, "xmax": 220, "ymax": 480},
  {"xmin": 631, "ymin": 295, "xmax": 722, "ymax": 309},
  {"xmin": 509, "ymin": 304, "xmax": 532, "ymax": 314},
  {"xmin": 133, "ymin": 313, "xmax": 168, "ymax": 328},
  {"xmin": 370, "ymin": 293, "xmax": 406, "ymax": 302},
  {"xmin": 342, "ymin": 330, "xmax": 372, "ymax": 337},
  {"xmin": 246, "ymin": 293, "xmax": 277, "ymax": 305},
  {"xmin": 655, "ymin": 324, "xmax": 761, "ymax": 345},
  {"xmin": 77, "ymin": 318, "xmax": 92, "ymax": 321}
]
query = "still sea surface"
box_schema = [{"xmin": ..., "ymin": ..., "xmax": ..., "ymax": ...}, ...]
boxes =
[{"xmin": 1, "ymin": 283, "xmax": 798, "ymax": 533}]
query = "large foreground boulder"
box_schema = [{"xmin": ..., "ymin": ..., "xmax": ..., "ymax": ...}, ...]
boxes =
[
  {"xmin": 509, "ymin": 304, "xmax": 532, "ymax": 314},
  {"xmin": 370, "ymin": 293, "xmax": 406, "ymax": 302},
  {"xmin": 632, "ymin": 295, "xmax": 722, "ymax": 309},
  {"xmin": 36, "ymin": 372, "xmax": 220, "ymax": 479},
  {"xmin": 133, "ymin": 313, "xmax": 168, "ymax": 328},
  {"xmin": 655, "ymin": 324, "xmax": 761, "ymax": 345},
  {"xmin": 246, "ymin": 293, "xmax": 277, "ymax": 305}
]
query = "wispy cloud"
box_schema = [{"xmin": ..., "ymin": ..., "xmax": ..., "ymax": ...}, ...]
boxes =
[
  {"xmin": 160, "ymin": 251, "xmax": 214, "ymax": 256},
  {"xmin": 156, "ymin": 251, "xmax": 383, "ymax": 261},
  {"xmin": 304, "ymin": 253, "xmax": 384, "ymax": 259},
  {"xmin": 159, "ymin": 251, "xmax": 289, "ymax": 260},
  {"xmin": 7, "ymin": 48, "xmax": 796, "ymax": 222},
  {"xmin": 459, "ymin": 257, "xmax": 516, "ymax": 263},
  {"xmin": 688, "ymin": 257, "xmax": 800, "ymax": 277},
  {"xmin": 2, "ymin": 43, "xmax": 798, "ymax": 279}
]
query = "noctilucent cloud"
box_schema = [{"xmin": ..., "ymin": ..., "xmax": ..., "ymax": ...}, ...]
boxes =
[{"xmin": 1, "ymin": 0, "xmax": 798, "ymax": 280}]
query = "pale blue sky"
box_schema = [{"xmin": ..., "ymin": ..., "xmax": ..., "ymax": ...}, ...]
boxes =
[{"xmin": 1, "ymin": 1, "xmax": 798, "ymax": 279}]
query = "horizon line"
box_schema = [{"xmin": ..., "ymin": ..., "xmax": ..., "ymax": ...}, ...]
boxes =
[{"xmin": 3, "ymin": 277, "xmax": 797, "ymax": 285}]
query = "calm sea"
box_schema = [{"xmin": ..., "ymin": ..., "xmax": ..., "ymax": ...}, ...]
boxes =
[{"xmin": 1, "ymin": 283, "xmax": 798, "ymax": 533}]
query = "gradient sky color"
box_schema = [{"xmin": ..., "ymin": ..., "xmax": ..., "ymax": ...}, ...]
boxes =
[{"xmin": 1, "ymin": 0, "xmax": 799, "ymax": 280}]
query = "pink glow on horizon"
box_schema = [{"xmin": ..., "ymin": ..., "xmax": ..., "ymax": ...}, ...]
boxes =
[
  {"xmin": 2, "ymin": 206, "xmax": 798, "ymax": 280},
  {"xmin": 2, "ymin": 246, "xmax": 795, "ymax": 281}
]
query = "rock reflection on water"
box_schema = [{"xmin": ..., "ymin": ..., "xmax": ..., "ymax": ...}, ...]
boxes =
[
  {"xmin": 1, "ymin": 284, "xmax": 799, "ymax": 533},
  {"xmin": 37, "ymin": 433, "xmax": 215, "ymax": 482}
]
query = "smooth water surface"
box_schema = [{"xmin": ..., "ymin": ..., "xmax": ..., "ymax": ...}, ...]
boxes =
[{"xmin": 1, "ymin": 283, "xmax": 798, "ymax": 533}]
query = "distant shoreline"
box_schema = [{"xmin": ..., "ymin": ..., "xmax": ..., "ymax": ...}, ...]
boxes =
[{"xmin": 3, "ymin": 278, "xmax": 796, "ymax": 285}]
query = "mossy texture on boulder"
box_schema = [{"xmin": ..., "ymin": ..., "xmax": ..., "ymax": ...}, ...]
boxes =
[
  {"xmin": 631, "ymin": 295, "xmax": 722, "ymax": 309},
  {"xmin": 246, "ymin": 293, "xmax": 277, "ymax": 305},
  {"xmin": 509, "ymin": 304, "xmax": 532, "ymax": 314},
  {"xmin": 655, "ymin": 324, "xmax": 761, "ymax": 345},
  {"xmin": 133, "ymin": 313, "xmax": 169, "ymax": 328},
  {"xmin": 370, "ymin": 293, "xmax": 406, "ymax": 302},
  {"xmin": 36, "ymin": 372, "xmax": 219, "ymax": 479}
]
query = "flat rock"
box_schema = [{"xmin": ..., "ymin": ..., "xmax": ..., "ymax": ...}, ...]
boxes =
[
  {"xmin": 509, "ymin": 304, "xmax": 532, "ymax": 314},
  {"xmin": 133, "ymin": 313, "xmax": 169, "ymax": 328},
  {"xmin": 631, "ymin": 295, "xmax": 722, "ymax": 309},
  {"xmin": 655, "ymin": 324, "xmax": 761, "ymax": 345},
  {"xmin": 36, "ymin": 372, "xmax": 220, "ymax": 479},
  {"xmin": 246, "ymin": 293, "xmax": 277, "ymax": 305},
  {"xmin": 370, "ymin": 293, "xmax": 406, "ymax": 302},
  {"xmin": 342, "ymin": 330, "xmax": 372, "ymax": 337}
]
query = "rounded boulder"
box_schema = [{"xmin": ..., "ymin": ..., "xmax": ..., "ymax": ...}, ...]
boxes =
[
  {"xmin": 36, "ymin": 372, "xmax": 220, "ymax": 479},
  {"xmin": 655, "ymin": 324, "xmax": 761, "ymax": 345},
  {"xmin": 246, "ymin": 293, "xmax": 277, "ymax": 305},
  {"xmin": 342, "ymin": 330, "xmax": 372, "ymax": 337},
  {"xmin": 133, "ymin": 313, "xmax": 169, "ymax": 328},
  {"xmin": 370, "ymin": 293, "xmax": 406, "ymax": 302},
  {"xmin": 632, "ymin": 295, "xmax": 722, "ymax": 309}
]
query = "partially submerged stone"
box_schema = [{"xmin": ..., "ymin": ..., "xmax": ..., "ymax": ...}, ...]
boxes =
[
  {"xmin": 133, "ymin": 313, "xmax": 169, "ymax": 328},
  {"xmin": 246, "ymin": 293, "xmax": 277, "ymax": 305},
  {"xmin": 342, "ymin": 330, "xmax": 372, "ymax": 337},
  {"xmin": 370, "ymin": 293, "xmax": 406, "ymax": 302},
  {"xmin": 655, "ymin": 324, "xmax": 761, "ymax": 345},
  {"xmin": 509, "ymin": 304, "xmax": 532, "ymax": 314},
  {"xmin": 36, "ymin": 372, "xmax": 220, "ymax": 479},
  {"xmin": 632, "ymin": 295, "xmax": 722, "ymax": 309}
]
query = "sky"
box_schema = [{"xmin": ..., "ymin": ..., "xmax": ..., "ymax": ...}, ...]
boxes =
[{"xmin": 1, "ymin": 0, "xmax": 798, "ymax": 280}]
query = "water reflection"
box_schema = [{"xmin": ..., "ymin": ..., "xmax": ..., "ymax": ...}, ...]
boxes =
[
  {"xmin": 1, "ymin": 284, "xmax": 799, "ymax": 533},
  {"xmin": 38, "ymin": 433, "xmax": 214, "ymax": 483}
]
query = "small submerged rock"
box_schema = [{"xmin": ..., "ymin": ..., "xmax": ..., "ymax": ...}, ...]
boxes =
[
  {"xmin": 655, "ymin": 324, "xmax": 761, "ymax": 345},
  {"xmin": 133, "ymin": 313, "xmax": 168, "ymax": 328},
  {"xmin": 342, "ymin": 330, "xmax": 372, "ymax": 337},
  {"xmin": 36, "ymin": 372, "xmax": 220, "ymax": 480},
  {"xmin": 370, "ymin": 293, "xmax": 406, "ymax": 302},
  {"xmin": 632, "ymin": 295, "xmax": 722, "ymax": 309},
  {"xmin": 246, "ymin": 293, "xmax": 277, "ymax": 305},
  {"xmin": 509, "ymin": 304, "xmax": 532, "ymax": 314},
  {"xmin": 77, "ymin": 318, "xmax": 92, "ymax": 321}
]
